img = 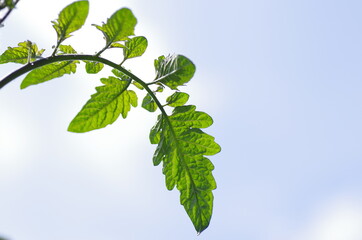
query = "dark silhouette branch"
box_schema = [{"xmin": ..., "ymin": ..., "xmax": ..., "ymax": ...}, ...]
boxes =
[{"xmin": 0, "ymin": 0, "xmax": 20, "ymax": 27}]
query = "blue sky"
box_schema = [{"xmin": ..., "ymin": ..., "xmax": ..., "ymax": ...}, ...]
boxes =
[{"xmin": 1, "ymin": 0, "xmax": 362, "ymax": 239}]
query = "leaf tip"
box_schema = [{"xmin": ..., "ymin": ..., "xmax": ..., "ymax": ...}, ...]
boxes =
[{"xmin": 20, "ymin": 81, "xmax": 29, "ymax": 89}]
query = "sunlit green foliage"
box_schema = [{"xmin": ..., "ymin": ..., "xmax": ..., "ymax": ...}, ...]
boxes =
[
  {"xmin": 52, "ymin": 1, "xmax": 89, "ymax": 43},
  {"xmin": 93, "ymin": 8, "xmax": 137, "ymax": 51},
  {"xmin": 154, "ymin": 55, "xmax": 196, "ymax": 90},
  {"xmin": 0, "ymin": 41, "xmax": 44, "ymax": 64},
  {"xmin": 68, "ymin": 76, "xmax": 137, "ymax": 132},
  {"xmin": 58, "ymin": 45, "xmax": 77, "ymax": 54},
  {"xmin": 142, "ymin": 93, "xmax": 158, "ymax": 112},
  {"xmin": 21, "ymin": 61, "xmax": 79, "ymax": 89},
  {"xmin": 85, "ymin": 61, "xmax": 104, "ymax": 74},
  {"xmin": 150, "ymin": 105, "xmax": 220, "ymax": 233},
  {"xmin": 166, "ymin": 91, "xmax": 190, "ymax": 107},
  {"xmin": 123, "ymin": 36, "xmax": 148, "ymax": 60},
  {"xmin": 0, "ymin": 0, "xmax": 220, "ymax": 234}
]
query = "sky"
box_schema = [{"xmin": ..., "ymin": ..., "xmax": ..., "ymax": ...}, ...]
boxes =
[{"xmin": 0, "ymin": 0, "xmax": 362, "ymax": 239}]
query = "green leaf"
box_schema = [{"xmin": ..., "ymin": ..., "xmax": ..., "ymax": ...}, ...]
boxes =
[
  {"xmin": 177, "ymin": 155, "xmax": 216, "ymax": 233},
  {"xmin": 0, "ymin": 41, "xmax": 44, "ymax": 64},
  {"xmin": 85, "ymin": 61, "xmax": 104, "ymax": 74},
  {"xmin": 154, "ymin": 55, "xmax": 196, "ymax": 90},
  {"xmin": 111, "ymin": 68, "xmax": 131, "ymax": 80},
  {"xmin": 166, "ymin": 91, "xmax": 189, "ymax": 107},
  {"xmin": 142, "ymin": 93, "xmax": 158, "ymax": 112},
  {"xmin": 52, "ymin": 1, "xmax": 89, "ymax": 42},
  {"xmin": 155, "ymin": 86, "xmax": 164, "ymax": 92},
  {"xmin": 150, "ymin": 105, "xmax": 220, "ymax": 233},
  {"xmin": 110, "ymin": 43, "xmax": 126, "ymax": 48},
  {"xmin": 149, "ymin": 114, "xmax": 162, "ymax": 145},
  {"xmin": 112, "ymin": 68, "xmax": 142, "ymax": 89},
  {"xmin": 58, "ymin": 45, "xmax": 77, "ymax": 54},
  {"xmin": 4, "ymin": 0, "xmax": 15, "ymax": 8},
  {"xmin": 93, "ymin": 8, "xmax": 137, "ymax": 47},
  {"xmin": 132, "ymin": 81, "xmax": 144, "ymax": 90},
  {"xmin": 169, "ymin": 105, "xmax": 213, "ymax": 129},
  {"xmin": 176, "ymin": 128, "xmax": 220, "ymax": 156},
  {"xmin": 68, "ymin": 76, "xmax": 137, "ymax": 133},
  {"xmin": 20, "ymin": 61, "xmax": 79, "ymax": 89},
  {"xmin": 123, "ymin": 36, "xmax": 148, "ymax": 60}
]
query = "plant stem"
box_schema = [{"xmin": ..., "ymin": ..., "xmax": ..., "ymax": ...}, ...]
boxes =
[
  {"xmin": 0, "ymin": 54, "xmax": 167, "ymax": 114},
  {"xmin": 51, "ymin": 40, "xmax": 61, "ymax": 56},
  {"xmin": 95, "ymin": 41, "xmax": 113, "ymax": 57},
  {"xmin": 0, "ymin": 0, "xmax": 20, "ymax": 27}
]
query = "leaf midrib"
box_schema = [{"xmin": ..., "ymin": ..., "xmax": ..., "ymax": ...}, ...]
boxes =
[
  {"xmin": 36, "ymin": 61, "xmax": 74, "ymax": 80},
  {"xmin": 59, "ymin": 3, "xmax": 84, "ymax": 40},
  {"xmin": 162, "ymin": 112, "xmax": 208, "ymax": 231},
  {"xmin": 78, "ymin": 80, "xmax": 131, "ymax": 122}
]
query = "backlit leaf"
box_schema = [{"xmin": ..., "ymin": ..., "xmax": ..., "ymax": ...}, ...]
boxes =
[
  {"xmin": 85, "ymin": 61, "xmax": 104, "ymax": 74},
  {"xmin": 58, "ymin": 45, "xmax": 77, "ymax": 54},
  {"xmin": 132, "ymin": 81, "xmax": 144, "ymax": 90},
  {"xmin": 112, "ymin": 68, "xmax": 143, "ymax": 89},
  {"xmin": 149, "ymin": 115, "xmax": 162, "ymax": 145},
  {"xmin": 20, "ymin": 61, "xmax": 78, "ymax": 89},
  {"xmin": 169, "ymin": 105, "xmax": 213, "ymax": 129},
  {"xmin": 110, "ymin": 43, "xmax": 126, "ymax": 48},
  {"xmin": 93, "ymin": 8, "xmax": 137, "ymax": 47},
  {"xmin": 52, "ymin": 1, "xmax": 89, "ymax": 42},
  {"xmin": 142, "ymin": 93, "xmax": 158, "ymax": 112},
  {"xmin": 150, "ymin": 104, "xmax": 220, "ymax": 233},
  {"xmin": 123, "ymin": 36, "xmax": 148, "ymax": 59},
  {"xmin": 166, "ymin": 91, "xmax": 189, "ymax": 107},
  {"xmin": 112, "ymin": 68, "xmax": 131, "ymax": 80},
  {"xmin": 68, "ymin": 76, "xmax": 137, "ymax": 133},
  {"xmin": 154, "ymin": 55, "xmax": 196, "ymax": 90},
  {"xmin": 155, "ymin": 86, "xmax": 164, "ymax": 92},
  {"xmin": 0, "ymin": 41, "xmax": 44, "ymax": 64}
]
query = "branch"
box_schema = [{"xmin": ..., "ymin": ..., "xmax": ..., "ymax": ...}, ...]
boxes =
[
  {"xmin": 0, "ymin": 54, "xmax": 167, "ymax": 115},
  {"xmin": 0, "ymin": 0, "xmax": 20, "ymax": 27}
]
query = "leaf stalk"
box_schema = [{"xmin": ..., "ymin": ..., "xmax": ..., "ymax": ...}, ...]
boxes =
[{"xmin": 0, "ymin": 55, "xmax": 165, "ymax": 113}]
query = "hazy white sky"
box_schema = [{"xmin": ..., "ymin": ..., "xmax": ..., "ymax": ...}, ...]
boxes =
[{"xmin": 1, "ymin": 0, "xmax": 362, "ymax": 239}]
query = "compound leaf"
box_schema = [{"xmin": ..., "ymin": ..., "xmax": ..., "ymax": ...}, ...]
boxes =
[
  {"xmin": 123, "ymin": 36, "xmax": 148, "ymax": 60},
  {"xmin": 150, "ymin": 104, "xmax": 220, "ymax": 233},
  {"xmin": 52, "ymin": 1, "xmax": 89, "ymax": 42},
  {"xmin": 68, "ymin": 76, "xmax": 137, "ymax": 133},
  {"xmin": 0, "ymin": 41, "xmax": 44, "ymax": 64},
  {"xmin": 154, "ymin": 55, "xmax": 195, "ymax": 90},
  {"xmin": 20, "ymin": 61, "xmax": 79, "ymax": 89},
  {"xmin": 93, "ymin": 8, "xmax": 137, "ymax": 47}
]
